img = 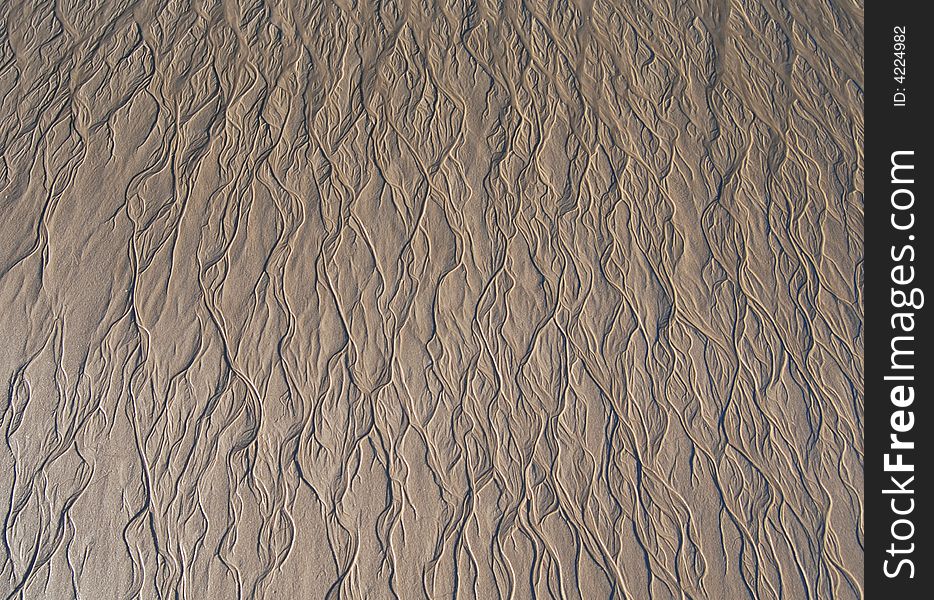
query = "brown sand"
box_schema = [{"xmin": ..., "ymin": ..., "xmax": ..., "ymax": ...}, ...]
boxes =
[{"xmin": 0, "ymin": 1, "xmax": 863, "ymax": 598}]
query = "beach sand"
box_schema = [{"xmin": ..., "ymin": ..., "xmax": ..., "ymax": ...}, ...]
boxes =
[{"xmin": 0, "ymin": 1, "xmax": 863, "ymax": 598}]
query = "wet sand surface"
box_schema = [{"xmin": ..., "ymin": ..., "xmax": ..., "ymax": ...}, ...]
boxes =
[{"xmin": 0, "ymin": 1, "xmax": 863, "ymax": 598}]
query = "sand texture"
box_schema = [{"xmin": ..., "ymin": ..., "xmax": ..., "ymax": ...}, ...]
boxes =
[{"xmin": 0, "ymin": 0, "xmax": 863, "ymax": 598}]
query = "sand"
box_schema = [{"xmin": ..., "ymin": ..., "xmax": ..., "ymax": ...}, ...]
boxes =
[{"xmin": 0, "ymin": 0, "xmax": 863, "ymax": 598}]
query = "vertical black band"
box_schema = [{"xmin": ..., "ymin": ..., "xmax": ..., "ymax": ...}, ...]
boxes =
[{"xmin": 865, "ymin": 6, "xmax": 931, "ymax": 597}]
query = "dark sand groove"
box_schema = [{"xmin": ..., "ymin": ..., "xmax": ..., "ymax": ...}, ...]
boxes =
[{"xmin": 1, "ymin": 0, "xmax": 862, "ymax": 598}]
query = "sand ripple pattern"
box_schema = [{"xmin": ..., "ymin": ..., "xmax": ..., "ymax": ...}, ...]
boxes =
[{"xmin": 0, "ymin": 0, "xmax": 862, "ymax": 598}]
